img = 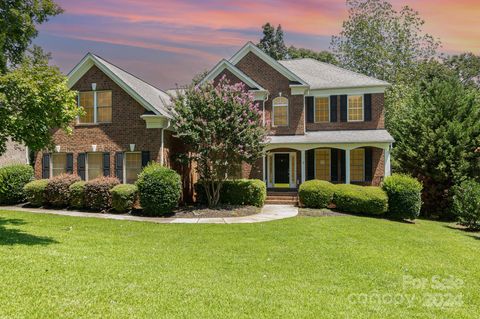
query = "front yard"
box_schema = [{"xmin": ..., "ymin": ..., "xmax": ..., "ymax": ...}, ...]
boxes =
[{"xmin": 0, "ymin": 210, "xmax": 478, "ymax": 318}]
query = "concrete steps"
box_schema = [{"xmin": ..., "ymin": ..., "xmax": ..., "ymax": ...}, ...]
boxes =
[{"xmin": 265, "ymin": 191, "xmax": 299, "ymax": 206}]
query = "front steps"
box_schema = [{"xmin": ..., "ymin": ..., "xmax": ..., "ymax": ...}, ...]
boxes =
[{"xmin": 266, "ymin": 191, "xmax": 299, "ymax": 206}]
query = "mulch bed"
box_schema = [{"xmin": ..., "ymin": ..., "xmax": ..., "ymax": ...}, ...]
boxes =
[
  {"xmin": 298, "ymin": 208, "xmax": 348, "ymax": 217},
  {"xmin": 166, "ymin": 205, "xmax": 261, "ymax": 218}
]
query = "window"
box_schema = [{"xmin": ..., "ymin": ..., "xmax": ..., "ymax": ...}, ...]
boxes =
[
  {"xmin": 315, "ymin": 149, "xmax": 330, "ymax": 181},
  {"xmin": 87, "ymin": 153, "xmax": 103, "ymax": 180},
  {"xmin": 272, "ymin": 96, "xmax": 288, "ymax": 126},
  {"xmin": 78, "ymin": 91, "xmax": 112, "ymax": 124},
  {"xmin": 315, "ymin": 97, "xmax": 329, "ymax": 123},
  {"xmin": 125, "ymin": 152, "xmax": 142, "ymax": 184},
  {"xmin": 350, "ymin": 148, "xmax": 365, "ymax": 182},
  {"xmin": 52, "ymin": 153, "xmax": 67, "ymax": 177},
  {"xmin": 348, "ymin": 95, "xmax": 364, "ymax": 122}
]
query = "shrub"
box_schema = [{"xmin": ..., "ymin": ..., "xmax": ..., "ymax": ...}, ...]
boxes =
[
  {"xmin": 45, "ymin": 174, "xmax": 81, "ymax": 208},
  {"xmin": 299, "ymin": 180, "xmax": 336, "ymax": 208},
  {"xmin": 84, "ymin": 177, "xmax": 120, "ymax": 212},
  {"xmin": 195, "ymin": 179, "xmax": 267, "ymax": 207},
  {"xmin": 333, "ymin": 184, "xmax": 388, "ymax": 215},
  {"xmin": 23, "ymin": 179, "xmax": 49, "ymax": 207},
  {"xmin": 0, "ymin": 164, "xmax": 34, "ymax": 205},
  {"xmin": 382, "ymin": 174, "xmax": 423, "ymax": 220},
  {"xmin": 69, "ymin": 181, "xmax": 86, "ymax": 209},
  {"xmin": 136, "ymin": 163, "xmax": 181, "ymax": 216},
  {"xmin": 111, "ymin": 184, "xmax": 138, "ymax": 213},
  {"xmin": 453, "ymin": 180, "xmax": 480, "ymax": 230}
]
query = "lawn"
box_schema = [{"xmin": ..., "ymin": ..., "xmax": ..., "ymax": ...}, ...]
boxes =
[{"xmin": 0, "ymin": 210, "xmax": 478, "ymax": 318}]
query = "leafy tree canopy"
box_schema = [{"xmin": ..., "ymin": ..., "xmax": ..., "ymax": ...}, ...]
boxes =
[
  {"xmin": 257, "ymin": 23, "xmax": 288, "ymax": 60},
  {"xmin": 443, "ymin": 53, "xmax": 480, "ymax": 87},
  {"xmin": 287, "ymin": 46, "xmax": 338, "ymax": 64}
]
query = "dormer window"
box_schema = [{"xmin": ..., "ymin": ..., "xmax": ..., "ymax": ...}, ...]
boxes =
[
  {"xmin": 272, "ymin": 96, "xmax": 288, "ymax": 127},
  {"xmin": 348, "ymin": 95, "xmax": 364, "ymax": 122},
  {"xmin": 78, "ymin": 91, "xmax": 112, "ymax": 124}
]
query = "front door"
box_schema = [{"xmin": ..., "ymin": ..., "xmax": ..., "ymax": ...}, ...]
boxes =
[{"xmin": 274, "ymin": 154, "xmax": 290, "ymax": 187}]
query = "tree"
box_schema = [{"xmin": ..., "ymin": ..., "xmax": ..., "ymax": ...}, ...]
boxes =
[
  {"xmin": 331, "ymin": 0, "xmax": 440, "ymax": 84},
  {"xmin": 0, "ymin": 0, "xmax": 63, "ymax": 73},
  {"xmin": 0, "ymin": 48, "xmax": 81, "ymax": 155},
  {"xmin": 172, "ymin": 76, "xmax": 267, "ymax": 206},
  {"xmin": 257, "ymin": 23, "xmax": 287, "ymax": 60},
  {"xmin": 287, "ymin": 46, "xmax": 337, "ymax": 64},
  {"xmin": 443, "ymin": 53, "xmax": 480, "ymax": 87}
]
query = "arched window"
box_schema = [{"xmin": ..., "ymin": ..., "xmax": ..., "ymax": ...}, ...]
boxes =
[{"xmin": 272, "ymin": 96, "xmax": 288, "ymax": 127}]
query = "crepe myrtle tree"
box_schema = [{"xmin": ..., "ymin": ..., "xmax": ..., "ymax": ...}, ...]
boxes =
[{"xmin": 172, "ymin": 76, "xmax": 268, "ymax": 206}]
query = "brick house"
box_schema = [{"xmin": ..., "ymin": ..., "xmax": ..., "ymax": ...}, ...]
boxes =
[{"xmin": 35, "ymin": 42, "xmax": 393, "ymax": 196}]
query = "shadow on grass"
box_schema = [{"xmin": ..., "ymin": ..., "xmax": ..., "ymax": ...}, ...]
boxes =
[{"xmin": 0, "ymin": 217, "xmax": 58, "ymax": 246}]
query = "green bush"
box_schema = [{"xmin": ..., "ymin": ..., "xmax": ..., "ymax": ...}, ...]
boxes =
[
  {"xmin": 333, "ymin": 184, "xmax": 388, "ymax": 215},
  {"xmin": 453, "ymin": 180, "xmax": 480, "ymax": 230},
  {"xmin": 136, "ymin": 163, "xmax": 181, "ymax": 216},
  {"xmin": 69, "ymin": 181, "xmax": 86, "ymax": 209},
  {"xmin": 195, "ymin": 179, "xmax": 267, "ymax": 207},
  {"xmin": 0, "ymin": 164, "xmax": 34, "ymax": 205},
  {"xmin": 111, "ymin": 184, "xmax": 138, "ymax": 213},
  {"xmin": 382, "ymin": 174, "xmax": 423, "ymax": 220},
  {"xmin": 299, "ymin": 180, "xmax": 336, "ymax": 208},
  {"xmin": 45, "ymin": 174, "xmax": 81, "ymax": 208},
  {"xmin": 23, "ymin": 179, "xmax": 49, "ymax": 207},
  {"xmin": 84, "ymin": 177, "xmax": 120, "ymax": 212}
]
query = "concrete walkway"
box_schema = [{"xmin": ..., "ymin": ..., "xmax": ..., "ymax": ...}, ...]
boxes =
[{"xmin": 0, "ymin": 204, "xmax": 298, "ymax": 224}]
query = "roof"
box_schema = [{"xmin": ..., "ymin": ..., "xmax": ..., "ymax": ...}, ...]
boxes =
[
  {"xmin": 267, "ymin": 130, "xmax": 394, "ymax": 145},
  {"xmin": 68, "ymin": 53, "xmax": 172, "ymax": 118},
  {"xmin": 200, "ymin": 59, "xmax": 266, "ymax": 91},
  {"xmin": 278, "ymin": 58, "xmax": 390, "ymax": 90}
]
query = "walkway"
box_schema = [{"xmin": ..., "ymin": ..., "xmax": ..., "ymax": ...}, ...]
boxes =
[{"xmin": 0, "ymin": 204, "xmax": 298, "ymax": 224}]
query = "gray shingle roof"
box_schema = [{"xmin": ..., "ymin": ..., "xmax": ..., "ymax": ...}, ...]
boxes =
[
  {"xmin": 268, "ymin": 130, "xmax": 394, "ymax": 145},
  {"xmin": 278, "ymin": 58, "xmax": 390, "ymax": 90}
]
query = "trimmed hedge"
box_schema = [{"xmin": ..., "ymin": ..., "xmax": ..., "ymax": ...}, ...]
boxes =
[
  {"xmin": 333, "ymin": 184, "xmax": 388, "ymax": 215},
  {"xmin": 111, "ymin": 184, "xmax": 138, "ymax": 213},
  {"xmin": 196, "ymin": 179, "xmax": 267, "ymax": 207},
  {"xmin": 382, "ymin": 174, "xmax": 422, "ymax": 220},
  {"xmin": 299, "ymin": 180, "xmax": 336, "ymax": 208},
  {"xmin": 24, "ymin": 179, "xmax": 49, "ymax": 207},
  {"xmin": 453, "ymin": 179, "xmax": 480, "ymax": 230},
  {"xmin": 69, "ymin": 181, "xmax": 86, "ymax": 209},
  {"xmin": 84, "ymin": 177, "xmax": 120, "ymax": 211},
  {"xmin": 45, "ymin": 174, "xmax": 81, "ymax": 208},
  {"xmin": 0, "ymin": 164, "xmax": 34, "ymax": 205},
  {"xmin": 136, "ymin": 163, "xmax": 181, "ymax": 216}
]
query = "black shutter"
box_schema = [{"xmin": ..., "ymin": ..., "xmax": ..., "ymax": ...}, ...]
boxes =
[
  {"xmin": 305, "ymin": 96, "xmax": 314, "ymax": 123},
  {"xmin": 307, "ymin": 149, "xmax": 315, "ymax": 180},
  {"xmin": 66, "ymin": 153, "xmax": 73, "ymax": 174},
  {"xmin": 331, "ymin": 149, "xmax": 339, "ymax": 182},
  {"xmin": 364, "ymin": 94, "xmax": 372, "ymax": 121},
  {"xmin": 141, "ymin": 151, "xmax": 150, "ymax": 167},
  {"xmin": 115, "ymin": 152, "xmax": 124, "ymax": 183},
  {"xmin": 77, "ymin": 153, "xmax": 86, "ymax": 180},
  {"xmin": 340, "ymin": 150, "xmax": 346, "ymax": 182},
  {"xmin": 340, "ymin": 95, "xmax": 347, "ymax": 122},
  {"xmin": 42, "ymin": 153, "xmax": 50, "ymax": 179},
  {"xmin": 103, "ymin": 152, "xmax": 110, "ymax": 176},
  {"xmin": 365, "ymin": 147, "xmax": 373, "ymax": 182},
  {"xmin": 330, "ymin": 95, "xmax": 338, "ymax": 122}
]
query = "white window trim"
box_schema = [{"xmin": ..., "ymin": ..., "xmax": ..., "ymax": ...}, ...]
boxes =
[
  {"xmin": 124, "ymin": 151, "xmax": 142, "ymax": 184},
  {"xmin": 77, "ymin": 90, "xmax": 112, "ymax": 125},
  {"xmin": 272, "ymin": 97, "xmax": 289, "ymax": 127},
  {"xmin": 314, "ymin": 96, "xmax": 330, "ymax": 123},
  {"xmin": 347, "ymin": 94, "xmax": 365, "ymax": 122},
  {"xmin": 314, "ymin": 148, "xmax": 331, "ymax": 181},
  {"xmin": 267, "ymin": 151, "xmax": 296, "ymax": 188},
  {"xmin": 350, "ymin": 148, "xmax": 365, "ymax": 182}
]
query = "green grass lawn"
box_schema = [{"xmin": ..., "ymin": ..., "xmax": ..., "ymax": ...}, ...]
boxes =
[{"xmin": 0, "ymin": 210, "xmax": 478, "ymax": 318}]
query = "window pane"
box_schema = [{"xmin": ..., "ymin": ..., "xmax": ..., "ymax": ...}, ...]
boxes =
[
  {"xmin": 315, "ymin": 97, "xmax": 329, "ymax": 123},
  {"xmin": 350, "ymin": 149, "xmax": 365, "ymax": 181},
  {"xmin": 79, "ymin": 91, "xmax": 94, "ymax": 123},
  {"xmin": 97, "ymin": 91, "xmax": 112, "ymax": 123},
  {"xmin": 273, "ymin": 97, "xmax": 288, "ymax": 126},
  {"xmin": 315, "ymin": 149, "xmax": 330, "ymax": 181},
  {"xmin": 348, "ymin": 95, "xmax": 363, "ymax": 121},
  {"xmin": 88, "ymin": 153, "xmax": 103, "ymax": 180},
  {"xmin": 52, "ymin": 153, "xmax": 67, "ymax": 177},
  {"xmin": 126, "ymin": 152, "xmax": 142, "ymax": 184}
]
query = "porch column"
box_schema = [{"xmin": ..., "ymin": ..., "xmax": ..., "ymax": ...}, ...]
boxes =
[
  {"xmin": 300, "ymin": 150, "xmax": 306, "ymax": 183},
  {"xmin": 262, "ymin": 154, "xmax": 266, "ymax": 183},
  {"xmin": 384, "ymin": 145, "xmax": 391, "ymax": 177},
  {"xmin": 345, "ymin": 148, "xmax": 351, "ymax": 184}
]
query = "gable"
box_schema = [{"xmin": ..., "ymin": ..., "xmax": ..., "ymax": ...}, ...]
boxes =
[{"xmin": 214, "ymin": 69, "xmax": 252, "ymax": 89}]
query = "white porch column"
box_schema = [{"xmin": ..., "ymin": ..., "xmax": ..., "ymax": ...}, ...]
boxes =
[
  {"xmin": 160, "ymin": 128, "xmax": 164, "ymax": 166},
  {"xmin": 262, "ymin": 154, "xmax": 266, "ymax": 183},
  {"xmin": 384, "ymin": 145, "xmax": 391, "ymax": 177},
  {"xmin": 345, "ymin": 148, "xmax": 351, "ymax": 184},
  {"xmin": 301, "ymin": 150, "xmax": 306, "ymax": 183}
]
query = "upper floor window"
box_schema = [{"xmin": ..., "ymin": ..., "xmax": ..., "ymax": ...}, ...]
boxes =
[
  {"xmin": 315, "ymin": 97, "xmax": 329, "ymax": 123},
  {"xmin": 78, "ymin": 91, "xmax": 112, "ymax": 124},
  {"xmin": 348, "ymin": 95, "xmax": 363, "ymax": 122},
  {"xmin": 272, "ymin": 96, "xmax": 288, "ymax": 127}
]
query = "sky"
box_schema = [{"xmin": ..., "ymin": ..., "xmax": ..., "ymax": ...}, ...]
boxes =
[{"xmin": 34, "ymin": 0, "xmax": 480, "ymax": 89}]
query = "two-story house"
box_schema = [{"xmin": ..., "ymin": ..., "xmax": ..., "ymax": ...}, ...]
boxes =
[{"xmin": 34, "ymin": 42, "xmax": 393, "ymax": 198}]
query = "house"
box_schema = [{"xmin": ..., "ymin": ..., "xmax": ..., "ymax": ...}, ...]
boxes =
[
  {"xmin": 34, "ymin": 42, "xmax": 393, "ymax": 197},
  {"xmin": 0, "ymin": 139, "xmax": 29, "ymax": 167}
]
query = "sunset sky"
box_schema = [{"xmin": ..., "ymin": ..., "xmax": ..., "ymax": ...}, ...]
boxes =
[{"xmin": 34, "ymin": 0, "xmax": 480, "ymax": 89}]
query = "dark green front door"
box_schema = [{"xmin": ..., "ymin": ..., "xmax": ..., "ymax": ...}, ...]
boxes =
[{"xmin": 274, "ymin": 154, "xmax": 289, "ymax": 185}]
